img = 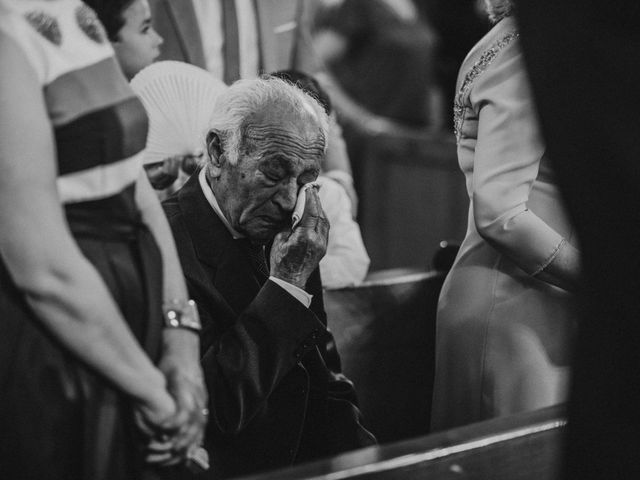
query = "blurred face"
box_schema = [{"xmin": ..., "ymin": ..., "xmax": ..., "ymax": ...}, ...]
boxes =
[
  {"xmin": 209, "ymin": 106, "xmax": 325, "ymax": 242},
  {"xmin": 113, "ymin": 0, "xmax": 163, "ymax": 79}
]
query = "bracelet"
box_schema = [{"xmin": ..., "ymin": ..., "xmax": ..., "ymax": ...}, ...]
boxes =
[
  {"xmin": 162, "ymin": 299, "xmax": 202, "ymax": 332},
  {"xmin": 532, "ymin": 238, "xmax": 567, "ymax": 277}
]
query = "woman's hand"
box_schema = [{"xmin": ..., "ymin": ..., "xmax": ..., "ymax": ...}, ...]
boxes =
[
  {"xmin": 141, "ymin": 329, "xmax": 208, "ymax": 466},
  {"xmin": 159, "ymin": 358, "xmax": 208, "ymax": 456},
  {"xmin": 133, "ymin": 385, "xmax": 182, "ymax": 464}
]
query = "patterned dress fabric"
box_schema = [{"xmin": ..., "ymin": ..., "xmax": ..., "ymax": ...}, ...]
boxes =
[
  {"xmin": 0, "ymin": 1, "xmax": 163, "ymax": 478},
  {"xmin": 431, "ymin": 16, "xmax": 578, "ymax": 431}
]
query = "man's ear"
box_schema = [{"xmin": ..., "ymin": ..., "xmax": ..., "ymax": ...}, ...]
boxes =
[
  {"xmin": 206, "ymin": 130, "xmax": 223, "ymax": 162},
  {"xmin": 206, "ymin": 130, "xmax": 224, "ymax": 178}
]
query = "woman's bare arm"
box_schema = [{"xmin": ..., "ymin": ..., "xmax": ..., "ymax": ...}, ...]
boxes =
[
  {"xmin": 135, "ymin": 142, "xmax": 207, "ymax": 458},
  {"xmin": 0, "ymin": 31, "xmax": 174, "ymax": 418}
]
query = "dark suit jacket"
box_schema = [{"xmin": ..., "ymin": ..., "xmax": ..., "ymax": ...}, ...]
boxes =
[
  {"xmin": 162, "ymin": 173, "xmax": 374, "ymax": 478},
  {"xmin": 149, "ymin": 0, "xmax": 320, "ymax": 78}
]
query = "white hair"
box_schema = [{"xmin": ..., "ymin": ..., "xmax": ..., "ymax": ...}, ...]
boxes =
[
  {"xmin": 484, "ymin": 0, "xmax": 513, "ymax": 23},
  {"xmin": 206, "ymin": 76, "xmax": 329, "ymax": 165}
]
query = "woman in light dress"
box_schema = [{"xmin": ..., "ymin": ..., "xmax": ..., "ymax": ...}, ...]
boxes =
[{"xmin": 431, "ymin": 0, "xmax": 581, "ymax": 431}]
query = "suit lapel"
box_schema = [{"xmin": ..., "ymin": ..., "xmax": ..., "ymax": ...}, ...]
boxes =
[
  {"xmin": 164, "ymin": 0, "xmax": 206, "ymax": 68},
  {"xmin": 177, "ymin": 172, "xmax": 264, "ymax": 314}
]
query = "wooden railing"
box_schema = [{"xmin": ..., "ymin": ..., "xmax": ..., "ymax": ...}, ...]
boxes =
[
  {"xmin": 238, "ymin": 404, "xmax": 567, "ymax": 480},
  {"xmin": 324, "ymin": 270, "xmax": 445, "ymax": 443}
]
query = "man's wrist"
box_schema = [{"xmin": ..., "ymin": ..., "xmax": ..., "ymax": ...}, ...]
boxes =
[{"xmin": 269, "ymin": 276, "xmax": 313, "ymax": 308}]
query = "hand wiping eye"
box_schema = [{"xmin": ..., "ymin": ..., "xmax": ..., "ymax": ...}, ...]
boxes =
[{"xmin": 291, "ymin": 181, "xmax": 321, "ymax": 229}]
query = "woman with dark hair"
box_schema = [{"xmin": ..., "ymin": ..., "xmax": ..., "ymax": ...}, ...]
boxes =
[
  {"xmin": 0, "ymin": 1, "xmax": 206, "ymax": 478},
  {"xmin": 84, "ymin": 0, "xmax": 163, "ymax": 80},
  {"xmin": 85, "ymin": 0, "xmax": 191, "ymax": 194},
  {"xmin": 431, "ymin": 0, "xmax": 580, "ymax": 430}
]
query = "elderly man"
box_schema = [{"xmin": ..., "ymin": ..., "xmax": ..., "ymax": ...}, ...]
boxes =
[{"xmin": 162, "ymin": 77, "xmax": 375, "ymax": 479}]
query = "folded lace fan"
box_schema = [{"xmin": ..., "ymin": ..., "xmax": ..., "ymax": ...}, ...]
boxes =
[{"xmin": 130, "ymin": 61, "xmax": 228, "ymax": 165}]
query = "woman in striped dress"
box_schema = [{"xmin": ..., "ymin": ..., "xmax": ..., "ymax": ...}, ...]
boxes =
[{"xmin": 0, "ymin": 1, "xmax": 206, "ymax": 478}]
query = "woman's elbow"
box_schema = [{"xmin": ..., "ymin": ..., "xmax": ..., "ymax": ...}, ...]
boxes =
[
  {"xmin": 473, "ymin": 203, "xmax": 503, "ymax": 242},
  {"xmin": 5, "ymin": 250, "xmax": 83, "ymax": 304},
  {"xmin": 13, "ymin": 264, "xmax": 73, "ymax": 304},
  {"xmin": 472, "ymin": 190, "xmax": 524, "ymax": 242}
]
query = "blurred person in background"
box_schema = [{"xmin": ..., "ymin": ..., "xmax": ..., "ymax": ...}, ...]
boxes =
[
  {"xmin": 414, "ymin": 0, "xmax": 489, "ymax": 132},
  {"xmin": 149, "ymin": 0, "xmax": 318, "ymax": 83},
  {"xmin": 85, "ymin": 0, "xmax": 163, "ymax": 80},
  {"xmin": 85, "ymin": 0, "xmax": 198, "ymax": 194},
  {"xmin": 430, "ymin": 0, "xmax": 580, "ymax": 431},
  {"xmin": 0, "ymin": 1, "xmax": 206, "ymax": 478},
  {"xmin": 311, "ymin": 0, "xmax": 439, "ymax": 128}
]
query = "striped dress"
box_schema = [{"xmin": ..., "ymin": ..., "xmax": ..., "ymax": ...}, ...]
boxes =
[{"xmin": 0, "ymin": 1, "xmax": 165, "ymax": 478}]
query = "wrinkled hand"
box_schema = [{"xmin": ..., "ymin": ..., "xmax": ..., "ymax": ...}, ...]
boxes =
[
  {"xmin": 270, "ymin": 186, "xmax": 329, "ymax": 289},
  {"xmin": 144, "ymin": 156, "xmax": 182, "ymax": 190}
]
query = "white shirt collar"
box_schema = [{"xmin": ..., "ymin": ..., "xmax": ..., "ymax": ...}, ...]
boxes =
[{"xmin": 198, "ymin": 167, "xmax": 245, "ymax": 239}]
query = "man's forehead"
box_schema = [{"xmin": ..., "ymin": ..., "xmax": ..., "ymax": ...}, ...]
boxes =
[
  {"xmin": 247, "ymin": 103, "xmax": 320, "ymax": 137},
  {"xmin": 243, "ymin": 107, "xmax": 324, "ymax": 161}
]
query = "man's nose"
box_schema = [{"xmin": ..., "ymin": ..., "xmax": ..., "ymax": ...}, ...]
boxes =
[{"xmin": 274, "ymin": 179, "xmax": 298, "ymax": 212}]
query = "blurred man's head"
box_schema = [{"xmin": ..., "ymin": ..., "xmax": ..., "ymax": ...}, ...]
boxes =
[
  {"xmin": 85, "ymin": 0, "xmax": 163, "ymax": 79},
  {"xmin": 270, "ymin": 70, "xmax": 332, "ymax": 115},
  {"xmin": 203, "ymin": 77, "xmax": 329, "ymax": 242}
]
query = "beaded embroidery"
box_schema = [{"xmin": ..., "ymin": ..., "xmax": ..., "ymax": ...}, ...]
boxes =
[
  {"xmin": 24, "ymin": 11, "xmax": 61, "ymax": 45},
  {"xmin": 453, "ymin": 31, "xmax": 519, "ymax": 142},
  {"xmin": 75, "ymin": 4, "xmax": 105, "ymax": 43}
]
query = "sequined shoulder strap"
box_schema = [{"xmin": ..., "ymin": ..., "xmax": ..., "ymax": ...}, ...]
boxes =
[{"xmin": 453, "ymin": 30, "xmax": 519, "ymax": 140}]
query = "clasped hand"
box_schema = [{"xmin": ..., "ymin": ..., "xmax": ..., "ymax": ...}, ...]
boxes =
[
  {"xmin": 270, "ymin": 186, "xmax": 329, "ymax": 289},
  {"xmin": 134, "ymin": 340, "xmax": 208, "ymax": 467}
]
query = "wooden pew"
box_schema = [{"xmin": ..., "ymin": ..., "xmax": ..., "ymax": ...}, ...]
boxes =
[
  {"xmin": 324, "ymin": 270, "xmax": 446, "ymax": 443},
  {"xmin": 354, "ymin": 132, "xmax": 468, "ymax": 272},
  {"xmin": 239, "ymin": 404, "xmax": 567, "ymax": 480}
]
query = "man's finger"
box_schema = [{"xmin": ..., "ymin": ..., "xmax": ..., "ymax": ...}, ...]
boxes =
[{"xmin": 302, "ymin": 185, "xmax": 322, "ymax": 217}]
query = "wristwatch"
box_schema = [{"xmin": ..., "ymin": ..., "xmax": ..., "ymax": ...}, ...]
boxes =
[{"xmin": 162, "ymin": 299, "xmax": 202, "ymax": 332}]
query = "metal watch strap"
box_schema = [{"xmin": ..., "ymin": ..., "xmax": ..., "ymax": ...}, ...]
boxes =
[{"xmin": 163, "ymin": 299, "xmax": 202, "ymax": 332}]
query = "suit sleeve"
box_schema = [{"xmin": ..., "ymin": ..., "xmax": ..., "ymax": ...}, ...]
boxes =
[
  {"xmin": 203, "ymin": 279, "xmax": 331, "ymax": 434},
  {"xmin": 307, "ymin": 269, "xmax": 378, "ymax": 448},
  {"xmin": 470, "ymin": 39, "xmax": 566, "ymax": 275}
]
